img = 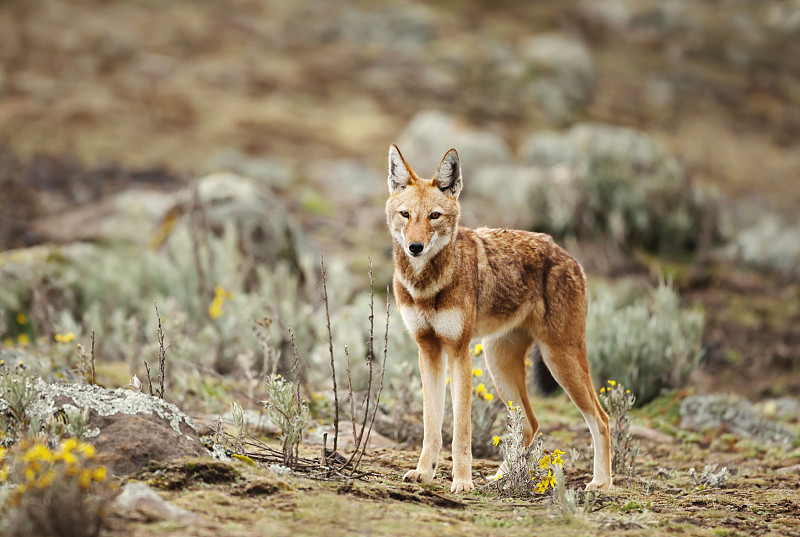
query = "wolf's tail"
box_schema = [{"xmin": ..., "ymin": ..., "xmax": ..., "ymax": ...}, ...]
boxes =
[{"xmin": 532, "ymin": 345, "xmax": 560, "ymax": 396}]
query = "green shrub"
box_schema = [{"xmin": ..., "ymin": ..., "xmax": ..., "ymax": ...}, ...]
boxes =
[{"xmin": 586, "ymin": 279, "xmax": 704, "ymax": 405}]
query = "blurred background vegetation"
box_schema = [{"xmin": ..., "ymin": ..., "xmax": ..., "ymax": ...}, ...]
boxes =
[{"xmin": 0, "ymin": 0, "xmax": 798, "ymax": 439}]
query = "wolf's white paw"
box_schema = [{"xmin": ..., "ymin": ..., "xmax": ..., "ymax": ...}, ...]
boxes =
[
  {"xmin": 450, "ymin": 479, "xmax": 474, "ymax": 493},
  {"xmin": 403, "ymin": 469, "xmax": 434, "ymax": 483},
  {"xmin": 585, "ymin": 478, "xmax": 612, "ymax": 491}
]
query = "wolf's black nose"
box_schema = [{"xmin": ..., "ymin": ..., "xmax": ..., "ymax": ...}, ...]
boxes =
[{"xmin": 409, "ymin": 242, "xmax": 424, "ymax": 256}]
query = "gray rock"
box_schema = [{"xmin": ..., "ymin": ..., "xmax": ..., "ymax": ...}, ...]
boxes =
[
  {"xmin": 31, "ymin": 188, "xmax": 176, "ymax": 246},
  {"xmin": 680, "ymin": 394, "xmax": 797, "ymax": 444},
  {"xmin": 19, "ymin": 379, "xmax": 208, "ymax": 475},
  {"xmin": 183, "ymin": 172, "xmax": 309, "ymax": 270},
  {"xmin": 396, "ymin": 111, "xmax": 513, "ymax": 176},
  {"xmin": 114, "ymin": 482, "xmax": 200, "ymax": 522}
]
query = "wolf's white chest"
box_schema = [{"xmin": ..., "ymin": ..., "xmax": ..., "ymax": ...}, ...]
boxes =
[{"xmin": 398, "ymin": 305, "xmax": 465, "ymax": 340}]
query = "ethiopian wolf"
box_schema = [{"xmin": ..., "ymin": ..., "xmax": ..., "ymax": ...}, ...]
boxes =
[{"xmin": 385, "ymin": 144, "xmax": 612, "ymax": 493}]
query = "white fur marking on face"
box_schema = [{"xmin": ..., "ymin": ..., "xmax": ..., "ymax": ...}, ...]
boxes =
[
  {"xmin": 398, "ymin": 304, "xmax": 427, "ymax": 335},
  {"xmin": 430, "ymin": 308, "xmax": 465, "ymax": 340}
]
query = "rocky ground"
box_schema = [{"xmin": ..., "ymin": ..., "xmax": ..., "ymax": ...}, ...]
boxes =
[{"xmin": 106, "ymin": 391, "xmax": 800, "ymax": 537}]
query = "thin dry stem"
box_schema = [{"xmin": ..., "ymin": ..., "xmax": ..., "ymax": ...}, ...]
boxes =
[
  {"xmin": 320, "ymin": 253, "xmax": 339, "ymax": 456},
  {"xmin": 344, "ymin": 345, "xmax": 357, "ymax": 443}
]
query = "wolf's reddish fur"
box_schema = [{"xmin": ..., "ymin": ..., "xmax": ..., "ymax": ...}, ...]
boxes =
[{"xmin": 385, "ymin": 145, "xmax": 612, "ymax": 493}]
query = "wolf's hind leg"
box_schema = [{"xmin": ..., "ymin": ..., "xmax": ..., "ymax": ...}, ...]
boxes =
[
  {"xmin": 483, "ymin": 330, "xmax": 539, "ymax": 446},
  {"xmin": 540, "ymin": 342, "xmax": 612, "ymax": 490}
]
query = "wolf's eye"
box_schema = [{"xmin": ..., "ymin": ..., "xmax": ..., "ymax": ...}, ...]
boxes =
[
  {"xmin": 429, "ymin": 212, "xmax": 441, "ymax": 220},
  {"xmin": 400, "ymin": 211, "xmax": 410, "ymax": 218}
]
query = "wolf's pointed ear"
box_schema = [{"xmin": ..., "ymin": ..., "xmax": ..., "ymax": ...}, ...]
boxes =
[
  {"xmin": 388, "ymin": 144, "xmax": 413, "ymax": 194},
  {"xmin": 432, "ymin": 148, "xmax": 462, "ymax": 198}
]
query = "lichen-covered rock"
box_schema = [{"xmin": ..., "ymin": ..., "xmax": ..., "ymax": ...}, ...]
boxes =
[
  {"xmin": 680, "ymin": 394, "xmax": 797, "ymax": 444},
  {"xmin": 26, "ymin": 380, "xmax": 207, "ymax": 475}
]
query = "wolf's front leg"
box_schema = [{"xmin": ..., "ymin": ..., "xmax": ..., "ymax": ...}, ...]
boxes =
[
  {"xmin": 403, "ymin": 338, "xmax": 445, "ymax": 484},
  {"xmin": 449, "ymin": 348, "xmax": 474, "ymax": 493}
]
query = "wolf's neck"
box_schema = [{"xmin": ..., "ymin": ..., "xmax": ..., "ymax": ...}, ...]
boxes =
[{"xmin": 393, "ymin": 233, "xmax": 459, "ymax": 299}]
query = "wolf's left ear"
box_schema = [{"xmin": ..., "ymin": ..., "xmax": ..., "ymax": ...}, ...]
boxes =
[
  {"xmin": 388, "ymin": 144, "xmax": 413, "ymax": 194},
  {"xmin": 432, "ymin": 148, "xmax": 462, "ymax": 198}
]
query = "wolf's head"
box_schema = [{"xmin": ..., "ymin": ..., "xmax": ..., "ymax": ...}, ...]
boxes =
[{"xmin": 385, "ymin": 145, "xmax": 462, "ymax": 265}]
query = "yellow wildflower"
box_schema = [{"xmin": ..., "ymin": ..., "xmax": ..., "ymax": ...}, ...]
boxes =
[
  {"xmin": 484, "ymin": 393, "xmax": 494, "ymax": 402},
  {"xmin": 626, "ymin": 389, "xmax": 630, "ymax": 394},
  {"xmin": 208, "ymin": 296, "xmax": 224, "ymax": 319},
  {"xmin": 524, "ymin": 357, "xmax": 533, "ymax": 367},
  {"xmin": 92, "ymin": 466, "xmax": 107, "ymax": 482},
  {"xmin": 61, "ymin": 438, "xmax": 79, "ymax": 452},
  {"xmin": 492, "ymin": 436, "xmax": 501, "ymax": 447},
  {"xmin": 472, "ymin": 344, "xmax": 483, "ymax": 356},
  {"xmin": 508, "ymin": 400, "xmax": 514, "ymax": 409},
  {"xmin": 16, "ymin": 313, "xmax": 27, "ymax": 325},
  {"xmin": 25, "ymin": 467, "xmax": 36, "ymax": 483},
  {"xmin": 23, "ymin": 444, "xmax": 53, "ymax": 464},
  {"xmin": 17, "ymin": 334, "xmax": 30, "ymax": 347},
  {"xmin": 1, "ymin": 465, "xmax": 9, "ymax": 481},
  {"xmin": 214, "ymin": 285, "xmax": 234, "ymax": 299},
  {"xmin": 552, "ymin": 449, "xmax": 565, "ymax": 467},
  {"xmin": 476, "ymin": 383, "xmax": 487, "ymax": 394},
  {"xmin": 541, "ymin": 470, "xmax": 556, "ymax": 489},
  {"xmin": 600, "ymin": 387, "xmax": 605, "ymax": 393},
  {"xmin": 78, "ymin": 468, "xmax": 92, "ymax": 489},
  {"xmin": 54, "ymin": 332, "xmax": 75, "ymax": 343},
  {"xmin": 608, "ymin": 380, "xmax": 616, "ymax": 386},
  {"xmin": 539, "ymin": 454, "xmax": 551, "ymax": 469},
  {"xmin": 534, "ymin": 481, "xmax": 547, "ymax": 494},
  {"xmin": 0, "ymin": 447, "xmax": 6, "ymax": 461},
  {"xmin": 473, "ymin": 368, "xmax": 483, "ymax": 377},
  {"xmin": 446, "ymin": 378, "xmax": 450, "ymax": 384}
]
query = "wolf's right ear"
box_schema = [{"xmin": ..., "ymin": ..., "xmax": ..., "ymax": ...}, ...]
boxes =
[{"xmin": 388, "ymin": 144, "xmax": 413, "ymax": 194}]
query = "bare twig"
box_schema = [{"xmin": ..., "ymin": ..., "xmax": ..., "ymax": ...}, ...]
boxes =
[
  {"xmin": 143, "ymin": 360, "xmax": 154, "ymax": 396},
  {"xmin": 320, "ymin": 254, "xmax": 339, "ymax": 456},
  {"xmin": 350, "ymin": 283, "xmax": 390, "ymax": 475},
  {"xmin": 344, "ymin": 345, "xmax": 357, "ymax": 444},
  {"xmin": 154, "ymin": 301, "xmax": 168, "ymax": 399},
  {"xmin": 90, "ymin": 330, "xmax": 96, "ymax": 385}
]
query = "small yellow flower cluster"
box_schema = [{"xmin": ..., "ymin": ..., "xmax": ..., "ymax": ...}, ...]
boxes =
[
  {"xmin": 492, "ymin": 435, "xmax": 501, "ymax": 447},
  {"xmin": 16, "ymin": 313, "xmax": 27, "ymax": 325},
  {"xmin": 533, "ymin": 449, "xmax": 565, "ymax": 494},
  {"xmin": 54, "ymin": 332, "xmax": 75, "ymax": 343},
  {"xmin": 208, "ymin": 285, "xmax": 234, "ymax": 319},
  {"xmin": 16, "ymin": 334, "xmax": 29, "ymax": 347},
  {"xmin": 473, "ymin": 382, "xmax": 495, "ymax": 402},
  {"xmin": 600, "ymin": 379, "xmax": 628, "ymax": 394},
  {"xmin": 471, "ymin": 344, "xmax": 483, "ymax": 356},
  {"xmin": 472, "ymin": 367, "xmax": 482, "ymax": 377},
  {"xmin": 2, "ymin": 439, "xmax": 107, "ymax": 503}
]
